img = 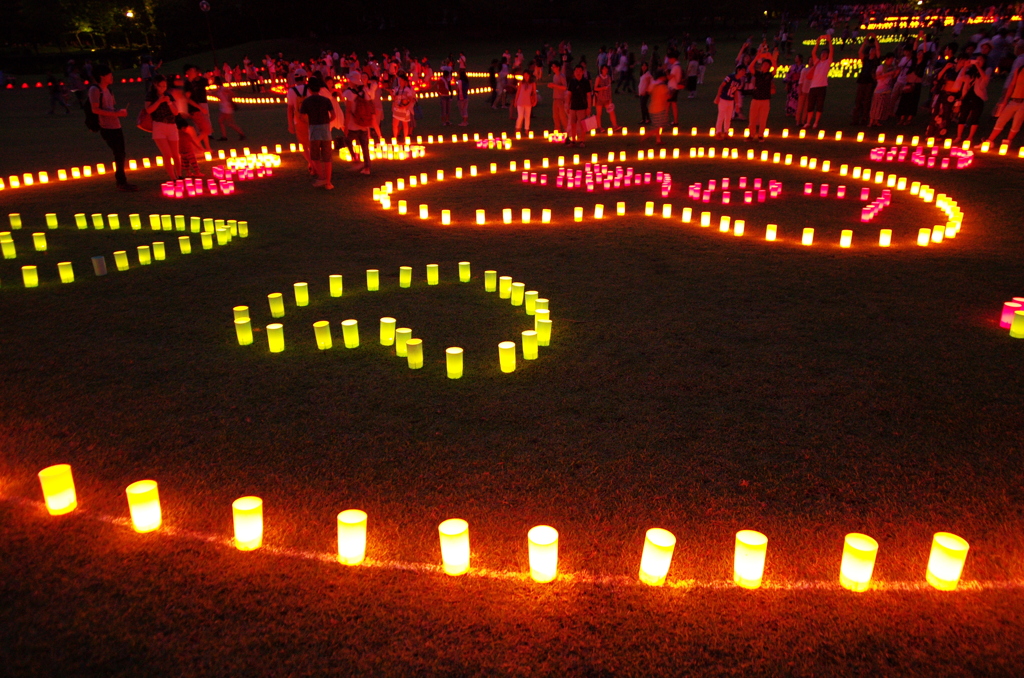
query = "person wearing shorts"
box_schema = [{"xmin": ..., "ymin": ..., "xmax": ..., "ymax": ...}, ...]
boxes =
[
  {"xmin": 985, "ymin": 66, "xmax": 1024, "ymax": 147},
  {"xmin": 804, "ymin": 35, "xmax": 834, "ymax": 129},
  {"xmin": 300, "ymin": 79, "xmax": 336, "ymax": 189},
  {"xmin": 646, "ymin": 70, "xmax": 670, "ymax": 144},
  {"xmin": 343, "ymin": 71, "xmax": 372, "ymax": 175},
  {"xmin": 144, "ymin": 74, "xmax": 181, "ymax": 180},
  {"xmin": 566, "ymin": 64, "xmax": 592, "ymax": 146}
]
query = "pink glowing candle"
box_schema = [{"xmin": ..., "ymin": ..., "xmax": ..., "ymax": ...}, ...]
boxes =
[
  {"xmin": 708, "ymin": 180, "xmax": 717, "ymax": 191},
  {"xmin": 1001, "ymin": 302, "xmax": 1023, "ymax": 328},
  {"xmin": 744, "ymin": 191, "xmax": 753, "ymax": 204},
  {"xmin": 753, "ymin": 178, "xmax": 762, "ymax": 189},
  {"xmin": 837, "ymin": 186, "xmax": 846, "ymax": 199},
  {"xmin": 739, "ymin": 177, "xmax": 747, "ymax": 188},
  {"xmin": 757, "ymin": 190, "xmax": 766, "ymax": 203},
  {"xmin": 804, "ymin": 183, "xmax": 813, "ymax": 195},
  {"xmin": 860, "ymin": 188, "xmax": 870, "ymax": 201},
  {"xmin": 722, "ymin": 191, "xmax": 731, "ymax": 205},
  {"xmin": 820, "ymin": 184, "xmax": 829, "ymax": 197},
  {"xmin": 721, "ymin": 177, "xmax": 730, "ymax": 189}
]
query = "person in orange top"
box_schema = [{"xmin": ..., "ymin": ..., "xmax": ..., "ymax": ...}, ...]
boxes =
[
  {"xmin": 645, "ymin": 69, "xmax": 670, "ymax": 144},
  {"xmin": 985, "ymin": 66, "xmax": 1024, "ymax": 147}
]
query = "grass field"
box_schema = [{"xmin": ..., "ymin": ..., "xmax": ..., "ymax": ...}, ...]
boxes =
[{"xmin": 2, "ymin": 30, "xmax": 1024, "ymax": 676}]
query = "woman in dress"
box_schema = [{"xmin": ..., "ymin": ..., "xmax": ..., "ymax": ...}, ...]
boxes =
[
  {"xmin": 390, "ymin": 73, "xmax": 415, "ymax": 141},
  {"xmin": 514, "ymin": 71, "xmax": 537, "ymax": 132},
  {"xmin": 593, "ymin": 64, "xmax": 618, "ymax": 130}
]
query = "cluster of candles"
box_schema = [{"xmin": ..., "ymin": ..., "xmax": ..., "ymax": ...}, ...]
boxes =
[
  {"xmin": 160, "ymin": 178, "xmax": 236, "ymax": 198},
  {"xmin": 691, "ymin": 177, "xmax": 782, "ymax": 204},
  {"xmin": 1000, "ymin": 297, "xmax": 1024, "ymax": 338},
  {"xmin": 869, "ymin": 145, "xmax": 975, "ymax": 170},
  {"xmin": 554, "ymin": 164, "xmax": 672, "ymax": 197},
  {"xmin": 224, "ymin": 152, "xmax": 282, "ymax": 170},
  {"xmin": 32, "ymin": 462, "xmax": 976, "ymax": 591},
  {"xmin": 211, "ymin": 166, "xmax": 273, "ymax": 181},
  {"xmin": 234, "ymin": 263, "xmax": 553, "ymax": 375},
  {"xmin": 859, "ymin": 189, "xmax": 893, "ymax": 223},
  {"xmin": 476, "ymin": 138, "xmax": 513, "ymax": 150},
  {"xmin": 341, "ymin": 142, "xmax": 426, "ymax": 163},
  {"xmin": 2, "ymin": 212, "xmax": 248, "ymax": 287}
]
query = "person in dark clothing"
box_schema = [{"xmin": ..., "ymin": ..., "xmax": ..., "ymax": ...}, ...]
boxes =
[{"xmin": 87, "ymin": 65, "xmax": 137, "ymax": 192}]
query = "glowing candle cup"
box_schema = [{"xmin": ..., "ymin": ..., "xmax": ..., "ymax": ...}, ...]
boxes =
[
  {"xmin": 395, "ymin": 328, "xmax": 412, "ymax": 357},
  {"xmin": 638, "ymin": 528, "xmax": 676, "ymax": 586},
  {"xmin": 406, "ymin": 338, "xmax": 424, "ymax": 369},
  {"xmin": 125, "ymin": 479, "xmax": 161, "ymax": 533},
  {"xmin": 314, "ymin": 320, "xmax": 333, "ymax": 350},
  {"xmin": 446, "ymin": 347, "xmax": 464, "ymax": 379},
  {"xmin": 232, "ymin": 496, "xmax": 264, "ymax": 551},
  {"xmin": 266, "ymin": 323, "xmax": 285, "ymax": 353},
  {"xmin": 342, "ymin": 319, "xmax": 359, "ymax": 348},
  {"xmin": 734, "ymin": 530, "xmax": 768, "ymax": 589},
  {"xmin": 337, "ymin": 509, "xmax": 367, "ymax": 565},
  {"xmin": 438, "ymin": 518, "xmax": 470, "ymax": 575},
  {"xmin": 38, "ymin": 464, "xmax": 77, "ymax": 515},
  {"xmin": 380, "ymin": 317, "xmax": 396, "ymax": 346},
  {"xmin": 926, "ymin": 532, "xmax": 969, "ymax": 591},
  {"xmin": 840, "ymin": 533, "xmax": 878, "ymax": 592},
  {"xmin": 234, "ymin": 318, "xmax": 253, "ymax": 346},
  {"xmin": 528, "ymin": 525, "xmax": 559, "ymax": 583},
  {"xmin": 499, "ymin": 341, "xmax": 516, "ymax": 373}
]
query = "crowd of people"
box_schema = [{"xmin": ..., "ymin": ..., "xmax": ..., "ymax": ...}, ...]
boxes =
[{"xmin": 60, "ymin": 5, "xmax": 1024, "ymax": 193}]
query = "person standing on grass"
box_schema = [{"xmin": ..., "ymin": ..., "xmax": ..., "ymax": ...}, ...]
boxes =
[
  {"xmin": 566, "ymin": 64, "xmax": 592, "ymax": 147},
  {"xmin": 456, "ymin": 68, "xmax": 470, "ymax": 126},
  {"xmin": 300, "ymin": 79, "xmax": 336, "ymax": 190},
  {"xmin": 852, "ymin": 35, "xmax": 881, "ymax": 125},
  {"xmin": 87, "ymin": 65, "xmax": 137, "ymax": 192},
  {"xmin": 593, "ymin": 64, "xmax": 619, "ymax": 131},
  {"xmin": 438, "ymin": 72, "xmax": 452, "ymax": 126},
  {"xmin": 748, "ymin": 46, "xmax": 778, "ymax": 141},
  {"xmin": 984, "ymin": 64, "xmax": 1024, "ymax": 148},
  {"xmin": 144, "ymin": 74, "xmax": 182, "ymax": 181},
  {"xmin": 804, "ymin": 35, "xmax": 834, "ymax": 129},
  {"xmin": 784, "ymin": 54, "xmax": 803, "ymax": 117},
  {"xmin": 287, "ymin": 74, "xmax": 313, "ymax": 173},
  {"xmin": 645, "ymin": 69, "xmax": 670, "ymax": 143},
  {"xmin": 665, "ymin": 50, "xmax": 683, "ymax": 126},
  {"xmin": 514, "ymin": 71, "xmax": 537, "ymax": 132},
  {"xmin": 391, "ymin": 73, "xmax": 415, "ymax": 141},
  {"xmin": 686, "ymin": 52, "xmax": 699, "ymax": 99},
  {"xmin": 714, "ymin": 65, "xmax": 745, "ymax": 139},
  {"xmin": 548, "ymin": 62, "xmax": 569, "ymax": 132},
  {"xmin": 869, "ymin": 53, "xmax": 897, "ymax": 127},
  {"xmin": 637, "ymin": 62, "xmax": 652, "ymax": 124},
  {"xmin": 343, "ymin": 71, "xmax": 373, "ymax": 175},
  {"xmin": 184, "ymin": 65, "xmax": 213, "ymax": 151},
  {"xmin": 214, "ymin": 77, "xmax": 246, "ymax": 141},
  {"xmin": 952, "ymin": 56, "xmax": 989, "ymax": 145}
]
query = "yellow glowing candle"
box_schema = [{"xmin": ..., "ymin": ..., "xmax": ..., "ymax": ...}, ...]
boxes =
[
  {"xmin": 45, "ymin": 213, "xmax": 58, "ymax": 229},
  {"xmin": 313, "ymin": 320, "xmax": 333, "ymax": 350},
  {"xmin": 840, "ymin": 230, "xmax": 853, "ymax": 248},
  {"xmin": 1009, "ymin": 311, "xmax": 1024, "ymax": 339},
  {"xmin": 137, "ymin": 245, "xmax": 152, "ymax": 265},
  {"xmin": 31, "ymin": 232, "xmax": 46, "ymax": 251},
  {"xmin": 367, "ymin": 269, "xmax": 379, "ymax": 291},
  {"xmin": 341, "ymin": 319, "xmax": 359, "ymax": 348},
  {"xmin": 537, "ymin": 318, "xmax": 552, "ymax": 346},
  {"xmin": 682, "ymin": 207, "xmax": 692, "ymax": 223},
  {"xmin": 427, "ymin": 264, "xmax": 439, "ymax": 285},
  {"xmin": 418, "ymin": 204, "xmax": 429, "ymax": 220},
  {"xmin": 931, "ymin": 226, "xmax": 944, "ymax": 243},
  {"xmin": 521, "ymin": 208, "xmax": 531, "ymax": 224},
  {"xmin": 395, "ymin": 328, "xmax": 412, "ymax": 357},
  {"xmin": 446, "ymin": 347, "xmax": 464, "ymax": 379},
  {"xmin": 232, "ymin": 496, "xmax": 264, "ymax": 550},
  {"xmin": 22, "ymin": 265, "xmax": 38, "ymax": 287},
  {"xmin": 54, "ymin": 261, "xmax": 74, "ymax": 283},
  {"xmin": 38, "ymin": 464, "xmax": 77, "ymax": 515},
  {"xmin": 520, "ymin": 330, "xmax": 539, "ymax": 360},
  {"xmin": 734, "ymin": 530, "xmax": 768, "ymax": 589},
  {"xmin": 459, "ymin": 261, "xmax": 471, "ymax": 282},
  {"xmin": 475, "ymin": 209, "xmax": 486, "ymax": 225},
  {"xmin": 917, "ymin": 228, "xmax": 931, "ymax": 246},
  {"xmin": 498, "ymin": 341, "xmax": 516, "ymax": 373},
  {"xmin": 337, "ymin": 509, "xmax": 367, "ymax": 565},
  {"xmin": 267, "ymin": 323, "xmax": 285, "ymax": 352},
  {"xmin": 406, "ymin": 338, "xmax": 423, "ymax": 369},
  {"xmin": 719, "ymin": 216, "xmax": 731, "ymax": 233},
  {"xmin": 638, "ymin": 528, "xmax": 675, "ymax": 586},
  {"xmin": 926, "ymin": 532, "xmax": 969, "ymax": 590},
  {"xmin": 511, "ymin": 282, "xmax": 525, "ymax": 306},
  {"xmin": 74, "ymin": 213, "xmax": 87, "ymax": 229},
  {"xmin": 438, "ymin": 518, "xmax": 470, "ymax": 575},
  {"xmin": 178, "ymin": 235, "xmax": 192, "ymax": 254},
  {"xmin": 292, "ymin": 282, "xmax": 309, "ymax": 306},
  {"xmin": 879, "ymin": 229, "xmax": 892, "ymax": 247},
  {"xmin": 484, "ymin": 270, "xmax": 497, "ymax": 292},
  {"xmin": 524, "ymin": 291, "xmax": 539, "ymax": 315},
  {"xmin": 268, "ymin": 293, "xmax": 285, "ymax": 318},
  {"xmin": 700, "ymin": 212, "xmax": 711, "ymax": 227},
  {"xmin": 376, "ymin": 317, "xmax": 396, "ymax": 346},
  {"xmin": 840, "ymin": 533, "xmax": 878, "ymax": 592},
  {"xmin": 574, "ymin": 207, "xmax": 583, "ymax": 222},
  {"xmin": 113, "ymin": 250, "xmax": 129, "ymax": 271},
  {"xmin": 324, "ymin": 275, "xmax": 342, "ymax": 300},
  {"xmin": 801, "ymin": 228, "xmax": 814, "ymax": 246},
  {"xmin": 662, "ymin": 204, "xmax": 672, "ymax": 218},
  {"xmin": 126, "ymin": 479, "xmax": 161, "ymax": 533},
  {"xmin": 235, "ymin": 318, "xmax": 253, "ymax": 345},
  {"xmin": 733, "ymin": 220, "xmax": 745, "ymax": 236},
  {"xmin": 594, "ymin": 204, "xmax": 604, "ymax": 219},
  {"xmin": 398, "ymin": 265, "xmax": 413, "ymax": 288},
  {"xmin": 528, "ymin": 525, "xmax": 558, "ymax": 583},
  {"xmin": 499, "ymin": 276, "xmax": 513, "ymax": 299},
  {"xmin": 1, "ymin": 237, "xmax": 14, "ymax": 260}
]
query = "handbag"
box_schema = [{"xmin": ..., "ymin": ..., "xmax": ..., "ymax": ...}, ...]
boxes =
[
  {"xmin": 136, "ymin": 107, "xmax": 153, "ymax": 133},
  {"xmin": 582, "ymin": 115, "xmax": 599, "ymax": 131}
]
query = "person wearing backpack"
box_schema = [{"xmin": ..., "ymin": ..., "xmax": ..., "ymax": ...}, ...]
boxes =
[
  {"xmin": 343, "ymin": 71, "xmax": 373, "ymax": 175},
  {"xmin": 87, "ymin": 65, "xmax": 137, "ymax": 192},
  {"xmin": 287, "ymin": 74, "xmax": 313, "ymax": 174}
]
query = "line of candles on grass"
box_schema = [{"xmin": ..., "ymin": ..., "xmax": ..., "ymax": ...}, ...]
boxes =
[
  {"xmin": 33, "ymin": 463, "xmax": 973, "ymax": 591},
  {"xmin": 2, "ymin": 122, "xmax": 1020, "ymax": 193},
  {"xmin": 371, "ymin": 143, "xmax": 964, "ymax": 248},
  {"xmin": 233, "ymin": 263, "xmax": 552, "ymax": 375},
  {"xmin": 2, "ymin": 212, "xmax": 247, "ymax": 287}
]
